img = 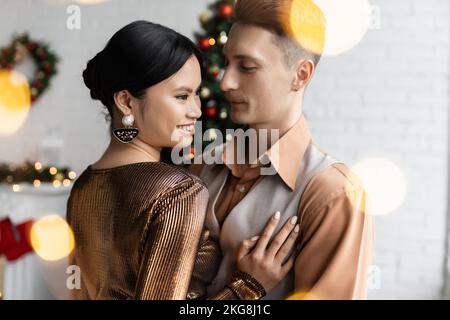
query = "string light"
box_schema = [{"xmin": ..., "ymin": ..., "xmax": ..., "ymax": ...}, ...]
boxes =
[
  {"xmin": 34, "ymin": 162, "xmax": 42, "ymax": 170},
  {"xmin": 208, "ymin": 38, "xmax": 216, "ymax": 46},
  {"xmin": 1, "ymin": 162, "xmax": 76, "ymax": 190},
  {"xmin": 218, "ymin": 32, "xmax": 228, "ymax": 44},
  {"xmin": 220, "ymin": 109, "xmax": 228, "ymax": 119},
  {"xmin": 68, "ymin": 171, "xmax": 76, "ymax": 179}
]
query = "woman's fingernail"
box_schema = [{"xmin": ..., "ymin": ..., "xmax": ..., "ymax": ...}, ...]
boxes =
[
  {"xmin": 274, "ymin": 211, "xmax": 281, "ymax": 220},
  {"xmin": 294, "ymin": 224, "xmax": 300, "ymax": 233},
  {"xmin": 251, "ymin": 236, "xmax": 260, "ymax": 241},
  {"xmin": 290, "ymin": 216, "xmax": 298, "ymax": 225}
]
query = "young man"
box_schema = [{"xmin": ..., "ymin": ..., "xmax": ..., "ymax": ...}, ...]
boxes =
[{"xmin": 190, "ymin": 0, "xmax": 374, "ymax": 300}]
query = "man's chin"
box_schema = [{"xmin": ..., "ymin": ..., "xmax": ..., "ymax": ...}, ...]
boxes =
[{"xmin": 230, "ymin": 113, "xmax": 252, "ymax": 125}]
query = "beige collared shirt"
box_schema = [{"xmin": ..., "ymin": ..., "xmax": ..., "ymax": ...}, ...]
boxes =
[{"xmin": 191, "ymin": 115, "xmax": 374, "ymax": 299}]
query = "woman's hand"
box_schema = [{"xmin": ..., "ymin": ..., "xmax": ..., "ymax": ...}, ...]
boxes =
[{"xmin": 236, "ymin": 211, "xmax": 299, "ymax": 293}]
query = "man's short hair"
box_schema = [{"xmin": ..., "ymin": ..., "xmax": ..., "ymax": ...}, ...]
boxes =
[{"xmin": 233, "ymin": 0, "xmax": 326, "ymax": 67}]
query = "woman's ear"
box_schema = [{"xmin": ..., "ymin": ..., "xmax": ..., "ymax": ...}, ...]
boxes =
[
  {"xmin": 113, "ymin": 90, "xmax": 133, "ymax": 115},
  {"xmin": 291, "ymin": 59, "xmax": 315, "ymax": 92}
]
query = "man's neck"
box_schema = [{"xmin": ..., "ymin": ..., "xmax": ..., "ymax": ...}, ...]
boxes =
[{"xmin": 248, "ymin": 111, "xmax": 303, "ymax": 158}]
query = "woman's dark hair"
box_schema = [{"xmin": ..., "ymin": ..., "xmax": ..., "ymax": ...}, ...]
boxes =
[{"xmin": 83, "ymin": 20, "xmax": 203, "ymax": 118}]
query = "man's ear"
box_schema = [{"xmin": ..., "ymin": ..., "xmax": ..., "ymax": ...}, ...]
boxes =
[
  {"xmin": 291, "ymin": 59, "xmax": 315, "ymax": 91},
  {"xmin": 113, "ymin": 90, "xmax": 134, "ymax": 115}
]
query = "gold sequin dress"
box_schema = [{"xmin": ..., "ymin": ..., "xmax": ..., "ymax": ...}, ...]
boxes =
[{"xmin": 66, "ymin": 162, "xmax": 264, "ymax": 300}]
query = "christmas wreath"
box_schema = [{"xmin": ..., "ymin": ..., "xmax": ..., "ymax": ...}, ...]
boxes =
[{"xmin": 0, "ymin": 33, "xmax": 59, "ymax": 104}]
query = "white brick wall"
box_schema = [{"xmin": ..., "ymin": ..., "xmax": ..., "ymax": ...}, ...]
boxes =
[
  {"xmin": 305, "ymin": 0, "xmax": 450, "ymax": 299},
  {"xmin": 0, "ymin": 0, "xmax": 449, "ymax": 299}
]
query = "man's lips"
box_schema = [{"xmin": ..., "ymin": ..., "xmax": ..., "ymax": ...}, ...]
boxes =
[{"xmin": 230, "ymin": 101, "xmax": 247, "ymax": 110}]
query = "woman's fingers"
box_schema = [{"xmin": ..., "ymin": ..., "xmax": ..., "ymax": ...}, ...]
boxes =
[
  {"xmin": 254, "ymin": 211, "xmax": 281, "ymax": 254},
  {"xmin": 280, "ymin": 254, "xmax": 296, "ymax": 275},
  {"xmin": 237, "ymin": 236, "xmax": 259, "ymax": 260},
  {"xmin": 275, "ymin": 224, "xmax": 300, "ymax": 263},
  {"xmin": 266, "ymin": 215, "xmax": 298, "ymax": 258}
]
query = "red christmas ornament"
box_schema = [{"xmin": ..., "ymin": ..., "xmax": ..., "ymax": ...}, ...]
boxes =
[
  {"xmin": 219, "ymin": 3, "xmax": 233, "ymax": 18},
  {"xmin": 190, "ymin": 147, "xmax": 196, "ymax": 156},
  {"xmin": 26, "ymin": 42, "xmax": 37, "ymax": 51},
  {"xmin": 199, "ymin": 37, "xmax": 211, "ymax": 50},
  {"xmin": 207, "ymin": 106, "xmax": 218, "ymax": 118},
  {"xmin": 44, "ymin": 63, "xmax": 53, "ymax": 74},
  {"xmin": 33, "ymin": 79, "xmax": 41, "ymax": 89},
  {"xmin": 38, "ymin": 52, "xmax": 48, "ymax": 61}
]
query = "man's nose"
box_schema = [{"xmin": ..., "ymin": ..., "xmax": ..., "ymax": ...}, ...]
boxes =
[{"xmin": 220, "ymin": 68, "xmax": 238, "ymax": 92}]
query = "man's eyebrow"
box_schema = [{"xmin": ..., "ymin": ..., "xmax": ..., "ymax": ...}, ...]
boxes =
[
  {"xmin": 233, "ymin": 54, "xmax": 262, "ymax": 62},
  {"xmin": 222, "ymin": 49, "xmax": 262, "ymax": 63}
]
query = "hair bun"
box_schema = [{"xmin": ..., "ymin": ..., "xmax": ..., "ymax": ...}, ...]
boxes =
[{"xmin": 82, "ymin": 51, "xmax": 104, "ymax": 102}]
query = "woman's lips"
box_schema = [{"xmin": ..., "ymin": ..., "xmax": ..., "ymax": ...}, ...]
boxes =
[{"xmin": 176, "ymin": 124, "xmax": 195, "ymax": 135}]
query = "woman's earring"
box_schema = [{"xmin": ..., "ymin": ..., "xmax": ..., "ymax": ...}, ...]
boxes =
[{"xmin": 113, "ymin": 114, "xmax": 140, "ymax": 143}]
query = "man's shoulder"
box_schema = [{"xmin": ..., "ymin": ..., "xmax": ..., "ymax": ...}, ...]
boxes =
[{"xmin": 300, "ymin": 162, "xmax": 366, "ymax": 214}]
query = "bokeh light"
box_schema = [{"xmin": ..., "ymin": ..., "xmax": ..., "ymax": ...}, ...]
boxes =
[
  {"xmin": 312, "ymin": 0, "xmax": 372, "ymax": 56},
  {"xmin": 287, "ymin": 0, "xmax": 327, "ymax": 57},
  {"xmin": 68, "ymin": 171, "xmax": 77, "ymax": 179},
  {"xmin": 351, "ymin": 158, "xmax": 407, "ymax": 216},
  {"xmin": 76, "ymin": 0, "xmax": 111, "ymax": 4},
  {"xmin": 0, "ymin": 70, "xmax": 31, "ymax": 136},
  {"xmin": 287, "ymin": 290, "xmax": 319, "ymax": 300},
  {"xmin": 41, "ymin": 0, "xmax": 111, "ymax": 4},
  {"xmin": 30, "ymin": 215, "xmax": 75, "ymax": 261}
]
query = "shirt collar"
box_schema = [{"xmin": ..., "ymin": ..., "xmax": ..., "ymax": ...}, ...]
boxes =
[{"xmin": 222, "ymin": 114, "xmax": 311, "ymax": 190}]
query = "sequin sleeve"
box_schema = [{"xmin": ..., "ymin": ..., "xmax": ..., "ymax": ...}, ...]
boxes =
[
  {"xmin": 187, "ymin": 231, "xmax": 266, "ymax": 300},
  {"xmin": 134, "ymin": 178, "xmax": 208, "ymax": 300}
]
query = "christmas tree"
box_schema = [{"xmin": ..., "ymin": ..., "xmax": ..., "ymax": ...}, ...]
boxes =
[
  {"xmin": 195, "ymin": 0, "xmax": 240, "ymax": 145},
  {"xmin": 162, "ymin": 0, "xmax": 237, "ymax": 163}
]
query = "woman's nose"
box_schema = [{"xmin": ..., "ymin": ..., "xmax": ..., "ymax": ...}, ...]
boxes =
[{"xmin": 188, "ymin": 101, "xmax": 202, "ymax": 119}]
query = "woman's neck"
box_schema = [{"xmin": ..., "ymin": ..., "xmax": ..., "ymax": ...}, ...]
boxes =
[
  {"xmin": 92, "ymin": 138, "xmax": 161, "ymax": 170},
  {"xmin": 125, "ymin": 139, "xmax": 161, "ymax": 162}
]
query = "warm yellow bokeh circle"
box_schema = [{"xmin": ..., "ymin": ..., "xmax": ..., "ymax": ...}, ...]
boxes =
[
  {"xmin": 30, "ymin": 215, "xmax": 75, "ymax": 261},
  {"xmin": 0, "ymin": 70, "xmax": 31, "ymax": 136},
  {"xmin": 287, "ymin": 0, "xmax": 327, "ymax": 56}
]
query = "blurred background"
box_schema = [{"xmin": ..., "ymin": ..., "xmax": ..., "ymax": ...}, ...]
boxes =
[{"xmin": 0, "ymin": 0, "xmax": 448, "ymax": 300}]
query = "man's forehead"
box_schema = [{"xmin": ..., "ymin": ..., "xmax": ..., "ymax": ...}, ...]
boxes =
[{"xmin": 223, "ymin": 25, "xmax": 277, "ymax": 60}]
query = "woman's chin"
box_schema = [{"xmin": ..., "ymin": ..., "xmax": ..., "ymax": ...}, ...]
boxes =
[{"xmin": 171, "ymin": 135, "xmax": 193, "ymax": 149}]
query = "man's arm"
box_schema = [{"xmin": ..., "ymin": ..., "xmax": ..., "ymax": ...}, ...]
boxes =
[{"xmin": 293, "ymin": 165, "xmax": 374, "ymax": 300}]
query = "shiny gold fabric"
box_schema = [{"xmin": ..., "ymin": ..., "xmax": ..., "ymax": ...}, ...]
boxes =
[
  {"xmin": 66, "ymin": 162, "xmax": 208, "ymax": 300},
  {"xmin": 67, "ymin": 162, "xmax": 265, "ymax": 300}
]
